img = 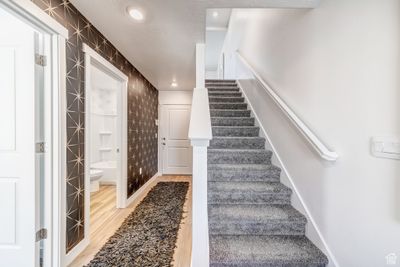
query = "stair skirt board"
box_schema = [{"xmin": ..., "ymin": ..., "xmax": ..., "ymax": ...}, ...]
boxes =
[{"xmin": 206, "ymin": 80, "xmax": 328, "ymax": 267}]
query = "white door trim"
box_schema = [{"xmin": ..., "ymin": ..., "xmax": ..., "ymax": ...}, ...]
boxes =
[
  {"xmin": 3, "ymin": 0, "xmax": 68, "ymax": 39},
  {"xmin": 0, "ymin": 2, "xmax": 68, "ymax": 267},
  {"xmin": 74, "ymin": 43, "xmax": 128, "ymax": 265}
]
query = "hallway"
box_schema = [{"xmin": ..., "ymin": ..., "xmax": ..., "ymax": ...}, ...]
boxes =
[{"xmin": 70, "ymin": 176, "xmax": 192, "ymax": 267}]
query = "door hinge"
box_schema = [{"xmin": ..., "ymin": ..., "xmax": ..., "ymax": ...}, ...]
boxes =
[
  {"xmin": 36, "ymin": 142, "xmax": 46, "ymax": 153},
  {"xmin": 36, "ymin": 228, "xmax": 47, "ymax": 242},
  {"xmin": 35, "ymin": 53, "xmax": 47, "ymax": 66}
]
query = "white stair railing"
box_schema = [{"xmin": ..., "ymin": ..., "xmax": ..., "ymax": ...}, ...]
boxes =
[
  {"xmin": 236, "ymin": 51, "xmax": 338, "ymax": 161},
  {"xmin": 189, "ymin": 43, "xmax": 212, "ymax": 267}
]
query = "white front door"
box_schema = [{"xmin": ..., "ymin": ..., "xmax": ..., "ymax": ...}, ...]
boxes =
[
  {"xmin": 161, "ymin": 105, "xmax": 192, "ymax": 174},
  {"xmin": 0, "ymin": 7, "xmax": 38, "ymax": 267}
]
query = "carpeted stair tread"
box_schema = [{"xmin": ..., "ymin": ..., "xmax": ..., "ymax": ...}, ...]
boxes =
[
  {"xmin": 212, "ymin": 126, "xmax": 260, "ymax": 137},
  {"xmin": 208, "ymin": 163, "xmax": 280, "ymax": 172},
  {"xmin": 208, "ymin": 149, "xmax": 272, "ymax": 164},
  {"xmin": 206, "ymin": 79, "xmax": 236, "ymax": 83},
  {"xmin": 207, "ymin": 80, "xmax": 328, "ymax": 266},
  {"xmin": 209, "ymin": 204, "xmax": 307, "ymax": 235},
  {"xmin": 210, "ymin": 136, "xmax": 265, "ymax": 149},
  {"xmin": 209, "ymin": 97, "xmax": 245, "ymax": 103},
  {"xmin": 209, "ymin": 103, "xmax": 248, "ymax": 110},
  {"xmin": 208, "ymin": 88, "xmax": 240, "ymax": 92},
  {"xmin": 208, "ymin": 163, "xmax": 281, "ymax": 182},
  {"xmin": 207, "ymin": 84, "xmax": 238, "ymax": 87},
  {"xmin": 210, "ymin": 109, "xmax": 251, "ymax": 117},
  {"xmin": 209, "ymin": 235, "xmax": 329, "ymax": 267},
  {"xmin": 209, "ymin": 92, "xmax": 243, "ymax": 97},
  {"xmin": 208, "ymin": 181, "xmax": 291, "ymax": 204},
  {"xmin": 211, "ymin": 117, "xmax": 255, "ymax": 126}
]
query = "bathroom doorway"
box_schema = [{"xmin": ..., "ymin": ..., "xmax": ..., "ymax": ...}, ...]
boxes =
[{"xmin": 83, "ymin": 44, "xmax": 128, "ymax": 248}]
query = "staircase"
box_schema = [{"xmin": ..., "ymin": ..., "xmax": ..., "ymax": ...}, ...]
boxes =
[{"xmin": 206, "ymin": 79, "xmax": 328, "ymax": 267}]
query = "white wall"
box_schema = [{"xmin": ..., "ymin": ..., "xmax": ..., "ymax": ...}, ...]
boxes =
[
  {"xmin": 90, "ymin": 65, "xmax": 118, "ymax": 167},
  {"xmin": 206, "ymin": 30, "xmax": 227, "ymax": 79},
  {"xmin": 222, "ymin": 1, "xmax": 400, "ymax": 267},
  {"xmin": 159, "ymin": 90, "xmax": 193, "ymax": 105}
]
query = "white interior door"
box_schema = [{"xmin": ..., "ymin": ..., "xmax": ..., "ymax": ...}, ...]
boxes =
[
  {"xmin": 0, "ymin": 7, "xmax": 38, "ymax": 267},
  {"xmin": 161, "ymin": 105, "xmax": 192, "ymax": 174}
]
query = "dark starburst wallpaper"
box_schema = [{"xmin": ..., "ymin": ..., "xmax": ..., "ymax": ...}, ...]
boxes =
[{"xmin": 31, "ymin": 0, "xmax": 159, "ymax": 252}]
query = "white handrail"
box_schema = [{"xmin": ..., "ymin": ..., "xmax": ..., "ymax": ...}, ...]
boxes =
[{"xmin": 236, "ymin": 51, "xmax": 338, "ymax": 161}]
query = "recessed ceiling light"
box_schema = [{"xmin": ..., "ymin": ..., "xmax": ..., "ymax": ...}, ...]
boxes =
[
  {"xmin": 128, "ymin": 8, "xmax": 144, "ymax": 21},
  {"xmin": 212, "ymin": 11, "xmax": 219, "ymax": 18},
  {"xmin": 171, "ymin": 81, "xmax": 178, "ymax": 88}
]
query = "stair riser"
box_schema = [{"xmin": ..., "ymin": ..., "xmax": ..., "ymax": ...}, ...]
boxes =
[
  {"xmin": 209, "ymin": 97, "xmax": 245, "ymax": 103},
  {"xmin": 208, "ymin": 88, "xmax": 240, "ymax": 92},
  {"xmin": 210, "ymin": 110, "xmax": 251, "ymax": 117},
  {"xmin": 209, "ymin": 92, "xmax": 242, "ymax": 97},
  {"xmin": 212, "ymin": 117, "xmax": 255, "ymax": 126},
  {"xmin": 208, "ymin": 151, "xmax": 271, "ymax": 164},
  {"xmin": 212, "ymin": 127, "xmax": 259, "ymax": 137},
  {"xmin": 206, "ymin": 83, "xmax": 237, "ymax": 87},
  {"xmin": 209, "ymin": 103, "xmax": 248, "ymax": 110},
  {"xmin": 208, "ymin": 192, "xmax": 291, "ymax": 205},
  {"xmin": 210, "ymin": 138, "xmax": 265, "ymax": 149},
  {"xmin": 206, "ymin": 79, "xmax": 236, "ymax": 82},
  {"xmin": 209, "ymin": 221, "xmax": 306, "ymax": 236}
]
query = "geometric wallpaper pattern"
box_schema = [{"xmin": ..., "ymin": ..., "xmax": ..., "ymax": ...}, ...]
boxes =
[{"xmin": 31, "ymin": 0, "xmax": 159, "ymax": 252}]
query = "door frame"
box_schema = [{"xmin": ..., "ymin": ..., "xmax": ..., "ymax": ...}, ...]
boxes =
[
  {"xmin": 79, "ymin": 43, "xmax": 128, "ymax": 261},
  {"xmin": 0, "ymin": 1, "xmax": 68, "ymax": 267}
]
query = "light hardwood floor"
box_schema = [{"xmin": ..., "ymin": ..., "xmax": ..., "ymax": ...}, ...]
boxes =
[{"xmin": 69, "ymin": 175, "xmax": 192, "ymax": 267}]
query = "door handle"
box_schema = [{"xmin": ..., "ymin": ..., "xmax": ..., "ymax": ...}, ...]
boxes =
[
  {"xmin": 162, "ymin": 137, "xmax": 166, "ymax": 140},
  {"xmin": 162, "ymin": 143, "xmax": 166, "ymax": 145}
]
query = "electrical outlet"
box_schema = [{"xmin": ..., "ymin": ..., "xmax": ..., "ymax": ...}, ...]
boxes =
[{"xmin": 139, "ymin": 167, "xmax": 142, "ymax": 175}]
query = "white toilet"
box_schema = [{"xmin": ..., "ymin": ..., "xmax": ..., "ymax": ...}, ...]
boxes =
[{"xmin": 90, "ymin": 169, "xmax": 104, "ymax": 192}]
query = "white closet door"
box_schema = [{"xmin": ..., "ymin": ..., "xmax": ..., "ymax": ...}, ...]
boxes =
[
  {"xmin": 0, "ymin": 7, "xmax": 38, "ymax": 267},
  {"xmin": 161, "ymin": 105, "xmax": 192, "ymax": 174}
]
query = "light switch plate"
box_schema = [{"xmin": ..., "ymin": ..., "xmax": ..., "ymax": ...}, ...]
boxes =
[{"xmin": 371, "ymin": 136, "xmax": 400, "ymax": 160}]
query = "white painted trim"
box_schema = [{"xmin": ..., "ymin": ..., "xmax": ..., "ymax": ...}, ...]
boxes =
[
  {"xmin": 238, "ymin": 80, "xmax": 340, "ymax": 267},
  {"xmin": 82, "ymin": 44, "xmax": 128, "ymax": 81},
  {"xmin": 64, "ymin": 238, "xmax": 90, "ymax": 266},
  {"xmin": 125, "ymin": 172, "xmax": 161, "ymax": 207},
  {"xmin": 78, "ymin": 42, "xmax": 129, "ymax": 265},
  {"xmin": 236, "ymin": 51, "xmax": 338, "ymax": 162},
  {"xmin": 0, "ymin": 2, "xmax": 68, "ymax": 267},
  {"xmin": 4, "ymin": 0, "xmax": 68, "ymax": 38},
  {"xmin": 196, "ymin": 43, "xmax": 205, "ymax": 89},
  {"xmin": 56, "ymin": 35, "xmax": 68, "ymax": 267},
  {"xmin": 188, "ymin": 88, "xmax": 212, "ymax": 141}
]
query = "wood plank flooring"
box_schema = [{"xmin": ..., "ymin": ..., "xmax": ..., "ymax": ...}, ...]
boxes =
[{"xmin": 69, "ymin": 175, "xmax": 192, "ymax": 267}]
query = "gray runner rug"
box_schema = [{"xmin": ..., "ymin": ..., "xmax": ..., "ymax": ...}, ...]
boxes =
[{"xmin": 85, "ymin": 182, "xmax": 189, "ymax": 267}]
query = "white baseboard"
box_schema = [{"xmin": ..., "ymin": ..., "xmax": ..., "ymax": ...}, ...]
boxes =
[
  {"xmin": 237, "ymin": 80, "xmax": 339, "ymax": 267},
  {"xmin": 64, "ymin": 237, "xmax": 90, "ymax": 266},
  {"xmin": 125, "ymin": 172, "xmax": 161, "ymax": 207}
]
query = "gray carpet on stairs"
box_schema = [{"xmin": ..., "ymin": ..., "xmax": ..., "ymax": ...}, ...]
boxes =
[{"xmin": 206, "ymin": 79, "xmax": 328, "ymax": 267}]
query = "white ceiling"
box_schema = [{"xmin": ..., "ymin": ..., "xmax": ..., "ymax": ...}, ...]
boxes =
[
  {"xmin": 206, "ymin": 8, "xmax": 232, "ymax": 29},
  {"xmin": 71, "ymin": 0, "xmax": 320, "ymax": 91}
]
